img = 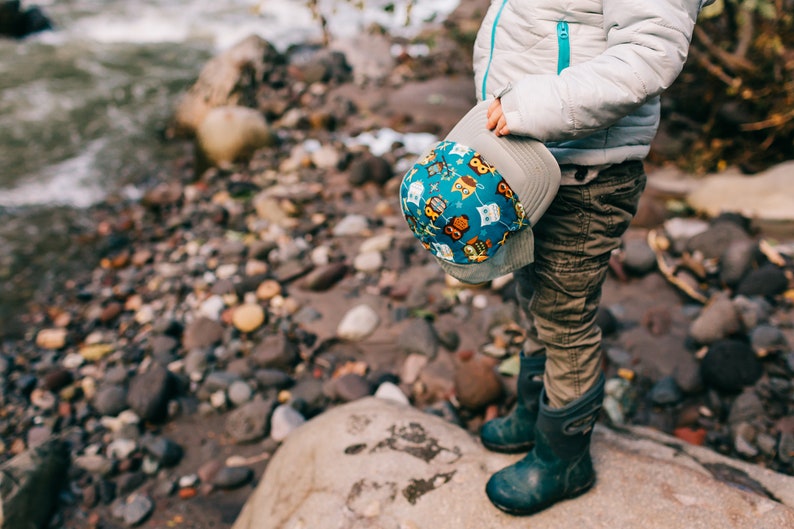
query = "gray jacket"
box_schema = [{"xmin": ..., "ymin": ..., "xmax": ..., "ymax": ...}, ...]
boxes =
[{"xmin": 473, "ymin": 0, "xmax": 708, "ymax": 176}]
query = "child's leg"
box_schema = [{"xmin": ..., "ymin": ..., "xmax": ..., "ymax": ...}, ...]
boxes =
[
  {"xmin": 485, "ymin": 161, "xmax": 647, "ymax": 515},
  {"xmin": 526, "ymin": 160, "xmax": 646, "ymax": 408}
]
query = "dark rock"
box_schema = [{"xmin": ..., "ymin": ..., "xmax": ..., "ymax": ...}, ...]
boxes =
[
  {"xmin": 453, "ymin": 353, "xmax": 504, "ymax": 410},
  {"xmin": 225, "ymin": 397, "xmax": 274, "ymax": 443},
  {"xmin": 348, "ymin": 155, "xmax": 393, "ymax": 187},
  {"xmin": 719, "ymin": 239, "xmax": 757, "ymax": 286},
  {"xmin": 700, "ymin": 339, "xmax": 763, "ymax": 393},
  {"xmin": 93, "ymin": 384, "xmax": 129, "ymax": 417},
  {"xmin": 328, "ymin": 373, "xmax": 372, "ymax": 402},
  {"xmin": 686, "ymin": 220, "xmax": 751, "ymax": 260},
  {"xmin": 396, "ymin": 318, "xmax": 439, "ymax": 358},
  {"xmin": 735, "ymin": 263, "xmax": 788, "ymax": 298},
  {"xmin": 211, "ymin": 465, "xmax": 253, "ymax": 489},
  {"xmin": 0, "ymin": 1, "xmax": 52, "ymax": 39},
  {"xmin": 121, "ymin": 492, "xmax": 153, "ymax": 526},
  {"xmin": 596, "ymin": 307, "xmax": 619, "ymax": 336},
  {"xmin": 254, "ymin": 368, "xmax": 294, "ymax": 390},
  {"xmin": 126, "ymin": 364, "xmax": 173, "ymax": 422},
  {"xmin": 648, "ymin": 376, "xmax": 683, "ymax": 406},
  {"xmin": 41, "ymin": 368, "xmax": 73, "ymax": 392},
  {"xmin": 250, "ymin": 333, "xmax": 300, "ymax": 370},
  {"xmin": 622, "ymin": 238, "xmax": 657, "ymax": 275},
  {"xmin": 299, "ymin": 262, "xmax": 349, "ymax": 291},
  {"xmin": 141, "ymin": 434, "xmax": 183, "ymax": 467},
  {"xmin": 182, "ymin": 316, "xmax": 225, "ymax": 350},
  {"xmin": 0, "ymin": 439, "xmax": 69, "ymax": 529}
]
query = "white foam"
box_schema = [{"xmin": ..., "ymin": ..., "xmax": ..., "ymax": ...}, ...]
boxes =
[{"xmin": 0, "ymin": 140, "xmax": 107, "ymax": 208}]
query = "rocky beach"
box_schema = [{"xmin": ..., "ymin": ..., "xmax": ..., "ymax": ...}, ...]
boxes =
[{"xmin": 2, "ymin": 1, "xmax": 794, "ymax": 528}]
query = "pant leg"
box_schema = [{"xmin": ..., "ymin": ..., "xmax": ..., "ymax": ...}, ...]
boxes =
[{"xmin": 515, "ymin": 161, "xmax": 647, "ymax": 408}]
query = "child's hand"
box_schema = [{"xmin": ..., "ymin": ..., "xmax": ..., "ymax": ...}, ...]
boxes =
[{"xmin": 486, "ymin": 98, "xmax": 510, "ymax": 136}]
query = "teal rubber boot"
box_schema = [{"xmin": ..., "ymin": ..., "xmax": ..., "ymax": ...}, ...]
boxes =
[
  {"xmin": 479, "ymin": 354, "xmax": 545, "ymax": 453},
  {"xmin": 485, "ymin": 374, "xmax": 605, "ymax": 515}
]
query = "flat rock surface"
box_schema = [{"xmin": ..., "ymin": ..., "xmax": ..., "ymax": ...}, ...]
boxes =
[{"xmin": 231, "ymin": 397, "xmax": 794, "ymax": 529}]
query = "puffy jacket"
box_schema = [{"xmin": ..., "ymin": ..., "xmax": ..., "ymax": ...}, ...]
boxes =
[{"xmin": 473, "ymin": 0, "xmax": 708, "ymax": 172}]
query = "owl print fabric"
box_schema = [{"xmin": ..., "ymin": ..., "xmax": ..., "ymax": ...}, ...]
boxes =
[{"xmin": 400, "ymin": 140, "xmax": 527, "ymax": 266}]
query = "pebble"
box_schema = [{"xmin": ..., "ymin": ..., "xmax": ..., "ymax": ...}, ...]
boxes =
[
  {"xmin": 332, "ymin": 214, "xmax": 369, "ymax": 236},
  {"xmin": 353, "ymin": 251, "xmax": 383, "ymax": 273},
  {"xmin": 36, "ymin": 328, "xmax": 67, "ymax": 350},
  {"xmin": 337, "ymin": 304, "xmax": 380, "ymax": 341},
  {"xmin": 126, "ymin": 364, "xmax": 172, "ymax": 423},
  {"xmin": 228, "ymin": 380, "xmax": 254, "ymax": 406},
  {"xmin": 211, "ymin": 465, "xmax": 253, "ymax": 489},
  {"xmin": 122, "ymin": 493, "xmax": 154, "ymax": 526},
  {"xmin": 648, "ymin": 376, "xmax": 683, "ymax": 406},
  {"xmin": 225, "ymin": 397, "xmax": 274, "ymax": 443},
  {"xmin": 232, "ymin": 303, "xmax": 266, "ymax": 333},
  {"xmin": 93, "ymin": 385, "xmax": 129, "ymax": 417},
  {"xmin": 375, "ymin": 381, "xmax": 410, "ymax": 404},
  {"xmin": 396, "ymin": 318, "xmax": 439, "ymax": 358},
  {"xmin": 270, "ymin": 404, "xmax": 306, "ymax": 442},
  {"xmin": 689, "ymin": 293, "xmax": 743, "ymax": 344},
  {"xmin": 700, "ymin": 339, "xmax": 763, "ymax": 393}
]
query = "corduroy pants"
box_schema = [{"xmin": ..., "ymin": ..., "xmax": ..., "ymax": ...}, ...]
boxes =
[{"xmin": 515, "ymin": 160, "xmax": 647, "ymax": 408}]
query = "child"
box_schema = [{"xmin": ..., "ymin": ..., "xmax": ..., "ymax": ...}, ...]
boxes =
[
  {"xmin": 401, "ymin": 0, "xmax": 713, "ymax": 517},
  {"xmin": 476, "ymin": 0, "xmax": 713, "ymax": 516}
]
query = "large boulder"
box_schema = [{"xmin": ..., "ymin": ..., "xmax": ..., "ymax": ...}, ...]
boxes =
[
  {"xmin": 231, "ymin": 397, "xmax": 794, "ymax": 529},
  {"xmin": 0, "ymin": 439, "xmax": 69, "ymax": 529},
  {"xmin": 168, "ymin": 34, "xmax": 282, "ymax": 138},
  {"xmin": 687, "ymin": 161, "xmax": 794, "ymax": 233},
  {"xmin": 195, "ymin": 105, "xmax": 275, "ymax": 169},
  {"xmin": 0, "ymin": 1, "xmax": 52, "ymax": 39}
]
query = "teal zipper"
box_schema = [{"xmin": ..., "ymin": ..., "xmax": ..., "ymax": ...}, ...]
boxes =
[
  {"xmin": 481, "ymin": 0, "xmax": 510, "ymax": 100},
  {"xmin": 557, "ymin": 21, "xmax": 570, "ymax": 74}
]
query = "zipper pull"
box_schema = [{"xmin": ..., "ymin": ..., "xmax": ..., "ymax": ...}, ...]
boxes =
[{"xmin": 557, "ymin": 21, "xmax": 569, "ymax": 39}]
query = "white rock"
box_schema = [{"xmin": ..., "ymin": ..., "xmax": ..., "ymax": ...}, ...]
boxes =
[
  {"xmin": 337, "ymin": 304, "xmax": 380, "ymax": 341},
  {"xmin": 199, "ymin": 295, "xmax": 226, "ymax": 320},
  {"xmin": 354, "ymin": 251, "xmax": 383, "ymax": 273},
  {"xmin": 270, "ymin": 404, "xmax": 306, "ymax": 442},
  {"xmin": 332, "ymin": 214, "xmax": 369, "ymax": 237},
  {"xmin": 374, "ymin": 382, "xmax": 409, "ymax": 405},
  {"xmin": 107, "ymin": 438, "xmax": 138, "ymax": 460},
  {"xmin": 359, "ymin": 233, "xmax": 394, "ymax": 253},
  {"xmin": 228, "ymin": 380, "xmax": 253, "ymax": 406},
  {"xmin": 211, "ymin": 390, "xmax": 228, "ymax": 409}
]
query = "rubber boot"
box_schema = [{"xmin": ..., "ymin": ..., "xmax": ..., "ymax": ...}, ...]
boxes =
[
  {"xmin": 479, "ymin": 354, "xmax": 545, "ymax": 453},
  {"xmin": 485, "ymin": 373, "xmax": 605, "ymax": 515}
]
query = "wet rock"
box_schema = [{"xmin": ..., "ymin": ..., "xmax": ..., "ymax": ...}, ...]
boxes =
[
  {"xmin": 700, "ymin": 339, "xmax": 763, "ymax": 393},
  {"xmin": 727, "ymin": 388, "xmax": 765, "ymax": 426},
  {"xmin": 254, "ymin": 369, "xmax": 294, "ymax": 390},
  {"xmin": 126, "ymin": 364, "xmax": 173, "ymax": 423},
  {"xmin": 596, "ymin": 307, "xmax": 619, "ymax": 336}
]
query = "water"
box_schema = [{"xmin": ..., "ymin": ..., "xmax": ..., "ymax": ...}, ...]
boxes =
[{"xmin": 0, "ymin": 0, "xmax": 458, "ymax": 335}]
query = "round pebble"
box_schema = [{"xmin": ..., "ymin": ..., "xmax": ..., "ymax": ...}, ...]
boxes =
[{"xmin": 232, "ymin": 303, "xmax": 266, "ymax": 333}]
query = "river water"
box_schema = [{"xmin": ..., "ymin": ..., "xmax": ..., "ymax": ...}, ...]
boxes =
[{"xmin": 0, "ymin": 0, "xmax": 458, "ymax": 336}]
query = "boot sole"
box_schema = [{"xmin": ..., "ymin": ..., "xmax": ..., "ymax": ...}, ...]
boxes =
[
  {"xmin": 480, "ymin": 438, "xmax": 535, "ymax": 454},
  {"xmin": 488, "ymin": 478, "xmax": 596, "ymax": 516}
]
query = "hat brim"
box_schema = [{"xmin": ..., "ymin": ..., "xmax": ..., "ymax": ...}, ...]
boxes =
[{"xmin": 434, "ymin": 101, "xmax": 561, "ymax": 283}]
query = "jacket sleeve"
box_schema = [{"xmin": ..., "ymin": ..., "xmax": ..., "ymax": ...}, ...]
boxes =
[{"xmin": 499, "ymin": 0, "xmax": 704, "ymax": 142}]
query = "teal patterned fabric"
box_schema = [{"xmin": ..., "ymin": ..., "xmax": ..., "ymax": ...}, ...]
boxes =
[{"xmin": 400, "ymin": 140, "xmax": 527, "ymax": 265}]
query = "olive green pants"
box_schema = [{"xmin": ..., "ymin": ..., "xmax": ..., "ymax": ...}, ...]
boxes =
[{"xmin": 515, "ymin": 161, "xmax": 647, "ymax": 408}]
